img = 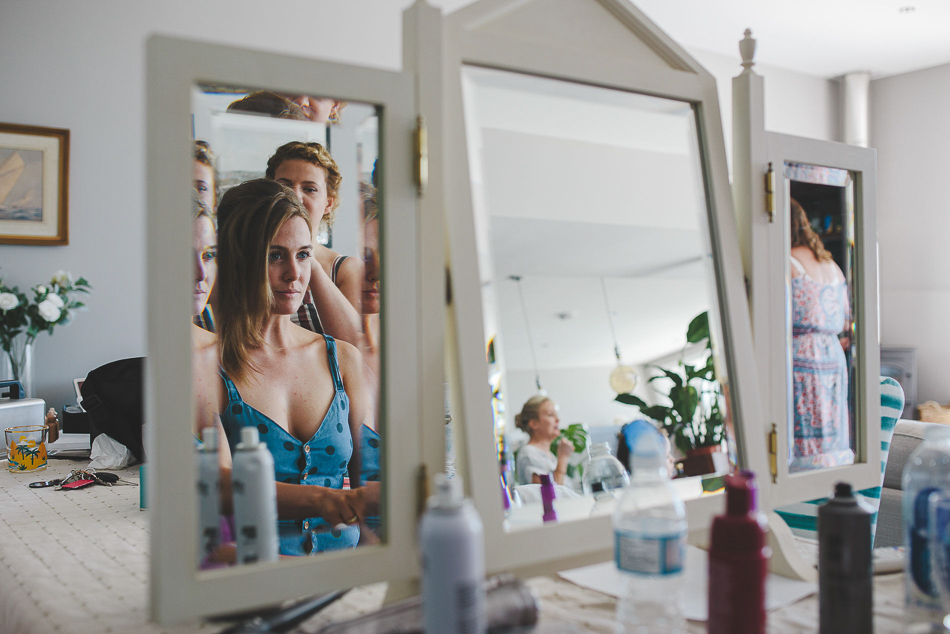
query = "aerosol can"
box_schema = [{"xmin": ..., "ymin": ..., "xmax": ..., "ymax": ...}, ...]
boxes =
[
  {"xmin": 232, "ymin": 426, "xmax": 279, "ymax": 564},
  {"xmin": 196, "ymin": 426, "xmax": 221, "ymax": 565}
]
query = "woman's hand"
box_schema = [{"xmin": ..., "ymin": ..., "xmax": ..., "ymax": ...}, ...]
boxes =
[
  {"xmin": 553, "ymin": 437, "xmax": 572, "ymax": 485},
  {"xmin": 317, "ymin": 488, "xmax": 365, "ymax": 526},
  {"xmin": 556, "ymin": 437, "xmax": 573, "ymax": 462}
]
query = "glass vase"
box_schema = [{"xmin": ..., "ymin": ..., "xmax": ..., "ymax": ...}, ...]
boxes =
[{"xmin": 1, "ymin": 336, "xmax": 34, "ymax": 398}]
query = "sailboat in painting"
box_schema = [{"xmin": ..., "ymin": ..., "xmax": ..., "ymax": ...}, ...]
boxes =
[{"xmin": 0, "ymin": 151, "xmax": 42, "ymax": 221}]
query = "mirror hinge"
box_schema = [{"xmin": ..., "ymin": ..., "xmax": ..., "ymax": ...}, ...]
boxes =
[
  {"xmin": 765, "ymin": 162, "xmax": 775, "ymax": 223},
  {"xmin": 768, "ymin": 423, "xmax": 778, "ymax": 483},
  {"xmin": 417, "ymin": 463, "xmax": 430, "ymax": 520},
  {"xmin": 414, "ymin": 115, "xmax": 428, "ymax": 196}
]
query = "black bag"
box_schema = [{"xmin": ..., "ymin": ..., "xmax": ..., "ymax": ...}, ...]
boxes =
[{"xmin": 80, "ymin": 357, "xmax": 145, "ymax": 463}]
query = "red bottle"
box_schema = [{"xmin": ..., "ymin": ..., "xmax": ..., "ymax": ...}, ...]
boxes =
[{"xmin": 707, "ymin": 470, "xmax": 769, "ymax": 634}]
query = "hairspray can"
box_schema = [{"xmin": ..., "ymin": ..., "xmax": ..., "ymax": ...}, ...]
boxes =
[
  {"xmin": 232, "ymin": 426, "xmax": 279, "ymax": 564},
  {"xmin": 818, "ymin": 482, "xmax": 873, "ymax": 633},
  {"xmin": 420, "ymin": 473, "xmax": 487, "ymax": 633},
  {"xmin": 197, "ymin": 426, "xmax": 221, "ymax": 565}
]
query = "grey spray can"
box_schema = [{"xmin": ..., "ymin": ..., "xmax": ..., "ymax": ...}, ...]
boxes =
[
  {"xmin": 818, "ymin": 482, "xmax": 873, "ymax": 634},
  {"xmin": 197, "ymin": 426, "xmax": 221, "ymax": 565},
  {"xmin": 420, "ymin": 474, "xmax": 487, "ymax": 633},
  {"xmin": 232, "ymin": 426, "xmax": 279, "ymax": 564}
]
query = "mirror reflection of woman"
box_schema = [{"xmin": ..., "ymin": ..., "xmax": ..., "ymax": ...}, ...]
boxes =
[
  {"xmin": 193, "ymin": 141, "xmax": 217, "ymax": 210},
  {"xmin": 789, "ymin": 198, "xmax": 853, "ymax": 469},
  {"xmin": 515, "ymin": 396, "xmax": 572, "ymax": 485},
  {"xmin": 205, "ymin": 179, "xmax": 371, "ymax": 556},
  {"xmin": 191, "ymin": 197, "xmax": 221, "ymax": 435},
  {"xmin": 360, "ymin": 185, "xmax": 380, "ymax": 433},
  {"xmin": 265, "ymin": 142, "xmax": 363, "ymax": 346}
]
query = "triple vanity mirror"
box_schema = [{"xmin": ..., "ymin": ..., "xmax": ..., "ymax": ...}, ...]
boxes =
[{"xmin": 146, "ymin": 0, "xmax": 764, "ymax": 625}]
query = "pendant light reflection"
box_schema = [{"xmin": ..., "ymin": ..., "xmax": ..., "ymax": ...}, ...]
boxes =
[
  {"xmin": 601, "ymin": 278, "xmax": 638, "ymax": 394},
  {"xmin": 510, "ymin": 275, "xmax": 546, "ymax": 396}
]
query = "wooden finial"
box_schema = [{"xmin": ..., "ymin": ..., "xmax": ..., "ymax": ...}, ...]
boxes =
[{"xmin": 739, "ymin": 29, "xmax": 756, "ymax": 70}]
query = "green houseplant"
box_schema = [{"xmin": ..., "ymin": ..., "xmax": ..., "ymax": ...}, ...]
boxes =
[
  {"xmin": 614, "ymin": 311, "xmax": 725, "ymax": 473},
  {"xmin": 549, "ymin": 422, "xmax": 589, "ymax": 481}
]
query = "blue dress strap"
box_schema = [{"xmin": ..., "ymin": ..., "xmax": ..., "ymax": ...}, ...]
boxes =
[
  {"xmin": 218, "ymin": 367, "xmax": 243, "ymax": 406},
  {"xmin": 322, "ymin": 335, "xmax": 345, "ymax": 393}
]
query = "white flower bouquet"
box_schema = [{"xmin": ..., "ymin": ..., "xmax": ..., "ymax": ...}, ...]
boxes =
[{"xmin": 0, "ymin": 269, "xmax": 91, "ymax": 387}]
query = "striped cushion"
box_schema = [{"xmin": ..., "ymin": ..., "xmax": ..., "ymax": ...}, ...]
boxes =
[{"xmin": 775, "ymin": 376, "xmax": 905, "ymax": 545}]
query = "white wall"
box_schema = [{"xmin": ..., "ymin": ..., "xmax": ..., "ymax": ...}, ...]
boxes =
[
  {"xmin": 871, "ymin": 62, "xmax": 950, "ymax": 405},
  {"xmin": 690, "ymin": 48, "xmax": 840, "ymax": 169}
]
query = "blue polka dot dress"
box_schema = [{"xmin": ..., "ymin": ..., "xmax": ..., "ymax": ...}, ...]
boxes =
[{"xmin": 219, "ymin": 335, "xmax": 359, "ymax": 555}]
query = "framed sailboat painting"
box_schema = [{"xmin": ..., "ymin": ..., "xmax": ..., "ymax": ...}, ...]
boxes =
[{"xmin": 0, "ymin": 122, "xmax": 69, "ymax": 245}]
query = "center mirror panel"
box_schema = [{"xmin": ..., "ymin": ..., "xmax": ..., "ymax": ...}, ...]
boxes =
[
  {"xmin": 461, "ymin": 66, "xmax": 736, "ymax": 530},
  {"xmin": 190, "ymin": 85, "xmax": 384, "ymax": 566}
]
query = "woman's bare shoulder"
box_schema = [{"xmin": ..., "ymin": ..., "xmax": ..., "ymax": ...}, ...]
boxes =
[
  {"xmin": 191, "ymin": 326, "xmax": 218, "ymax": 366},
  {"xmin": 333, "ymin": 337, "xmax": 361, "ymax": 364}
]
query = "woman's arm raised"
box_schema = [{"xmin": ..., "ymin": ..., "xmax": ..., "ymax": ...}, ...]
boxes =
[{"xmin": 308, "ymin": 259, "xmax": 362, "ymax": 348}]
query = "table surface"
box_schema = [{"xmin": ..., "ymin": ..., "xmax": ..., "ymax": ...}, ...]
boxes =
[{"xmin": 0, "ymin": 458, "xmax": 911, "ymax": 633}]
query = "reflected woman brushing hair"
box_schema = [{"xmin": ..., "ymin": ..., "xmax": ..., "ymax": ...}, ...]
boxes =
[
  {"xmin": 210, "ymin": 178, "xmax": 371, "ymax": 555},
  {"xmin": 266, "ymin": 141, "xmax": 363, "ymax": 322}
]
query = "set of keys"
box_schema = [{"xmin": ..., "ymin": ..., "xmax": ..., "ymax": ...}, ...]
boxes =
[{"xmin": 29, "ymin": 469, "xmax": 138, "ymax": 490}]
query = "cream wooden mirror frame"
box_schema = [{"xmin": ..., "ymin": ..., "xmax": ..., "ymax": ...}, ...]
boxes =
[
  {"xmin": 442, "ymin": 0, "xmax": 763, "ymax": 576},
  {"xmin": 733, "ymin": 44, "xmax": 880, "ymax": 510},
  {"xmin": 145, "ymin": 32, "xmax": 439, "ymax": 624}
]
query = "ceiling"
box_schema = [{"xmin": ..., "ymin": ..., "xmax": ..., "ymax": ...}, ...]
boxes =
[{"xmin": 431, "ymin": 0, "xmax": 950, "ymax": 79}]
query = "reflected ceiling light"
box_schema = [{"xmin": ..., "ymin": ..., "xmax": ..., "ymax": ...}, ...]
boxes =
[
  {"xmin": 601, "ymin": 277, "xmax": 638, "ymax": 394},
  {"xmin": 510, "ymin": 275, "xmax": 546, "ymax": 396}
]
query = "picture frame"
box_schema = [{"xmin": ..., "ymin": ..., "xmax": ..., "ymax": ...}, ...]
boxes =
[{"xmin": 0, "ymin": 122, "xmax": 69, "ymax": 246}]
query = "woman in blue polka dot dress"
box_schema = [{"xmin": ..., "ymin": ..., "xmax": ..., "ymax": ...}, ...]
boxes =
[{"xmin": 205, "ymin": 178, "xmax": 372, "ymax": 556}]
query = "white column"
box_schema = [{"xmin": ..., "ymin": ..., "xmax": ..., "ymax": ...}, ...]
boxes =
[{"xmin": 840, "ymin": 72, "xmax": 871, "ymax": 147}]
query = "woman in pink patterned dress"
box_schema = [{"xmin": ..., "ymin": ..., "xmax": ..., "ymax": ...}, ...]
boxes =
[{"xmin": 789, "ymin": 198, "xmax": 853, "ymax": 470}]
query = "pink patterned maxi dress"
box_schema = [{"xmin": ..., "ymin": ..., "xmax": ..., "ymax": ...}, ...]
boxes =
[{"xmin": 790, "ymin": 256, "xmax": 853, "ymax": 470}]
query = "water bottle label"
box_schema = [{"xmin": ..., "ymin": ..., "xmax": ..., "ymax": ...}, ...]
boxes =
[{"xmin": 614, "ymin": 528, "xmax": 685, "ymax": 575}]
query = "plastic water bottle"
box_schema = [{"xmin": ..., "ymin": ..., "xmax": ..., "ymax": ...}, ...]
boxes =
[
  {"xmin": 903, "ymin": 426, "xmax": 950, "ymax": 632},
  {"xmin": 232, "ymin": 426, "xmax": 279, "ymax": 564},
  {"xmin": 420, "ymin": 473, "xmax": 487, "ymax": 633},
  {"xmin": 583, "ymin": 441, "xmax": 629, "ymax": 498},
  {"xmin": 196, "ymin": 426, "xmax": 220, "ymax": 566},
  {"xmin": 613, "ymin": 433, "xmax": 687, "ymax": 633}
]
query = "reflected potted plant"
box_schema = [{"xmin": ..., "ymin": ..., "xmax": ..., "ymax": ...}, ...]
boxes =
[
  {"xmin": 614, "ymin": 311, "xmax": 726, "ymax": 476},
  {"xmin": 550, "ymin": 422, "xmax": 589, "ymax": 485}
]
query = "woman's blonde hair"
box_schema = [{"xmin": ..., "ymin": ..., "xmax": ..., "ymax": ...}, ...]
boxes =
[
  {"xmin": 215, "ymin": 179, "xmax": 311, "ymax": 382},
  {"xmin": 790, "ymin": 198, "xmax": 832, "ymax": 262},
  {"xmin": 514, "ymin": 395, "xmax": 551, "ymax": 435},
  {"xmin": 265, "ymin": 141, "xmax": 342, "ymax": 225},
  {"xmin": 226, "ymin": 91, "xmax": 308, "ymax": 120}
]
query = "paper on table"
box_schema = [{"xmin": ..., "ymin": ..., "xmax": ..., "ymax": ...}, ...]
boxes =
[
  {"xmin": 557, "ymin": 545, "xmax": 817, "ymax": 622},
  {"xmin": 46, "ymin": 433, "xmax": 91, "ymax": 457}
]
